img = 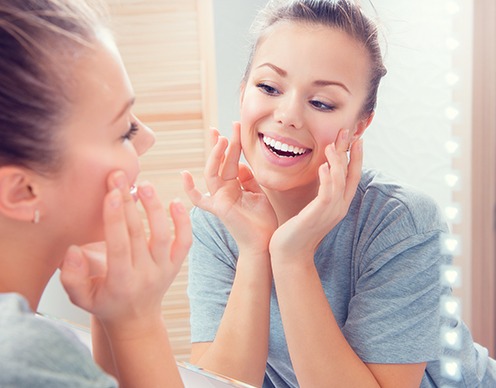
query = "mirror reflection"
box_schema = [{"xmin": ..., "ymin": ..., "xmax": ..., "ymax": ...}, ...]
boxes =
[{"xmin": 33, "ymin": 0, "xmax": 494, "ymax": 386}]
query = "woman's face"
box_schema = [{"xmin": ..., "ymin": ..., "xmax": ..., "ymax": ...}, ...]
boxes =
[
  {"xmin": 240, "ymin": 22, "xmax": 372, "ymax": 194},
  {"xmin": 41, "ymin": 34, "xmax": 155, "ymax": 245}
]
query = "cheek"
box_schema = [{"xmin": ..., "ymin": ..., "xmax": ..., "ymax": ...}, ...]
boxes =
[{"xmin": 240, "ymin": 89, "xmax": 269, "ymax": 124}]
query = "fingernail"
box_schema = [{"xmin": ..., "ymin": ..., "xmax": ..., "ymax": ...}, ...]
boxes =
[
  {"xmin": 109, "ymin": 188, "xmax": 122, "ymax": 208},
  {"xmin": 140, "ymin": 183, "xmax": 154, "ymax": 198},
  {"xmin": 342, "ymin": 129, "xmax": 350, "ymax": 141},
  {"xmin": 173, "ymin": 199, "xmax": 186, "ymax": 213},
  {"xmin": 112, "ymin": 171, "xmax": 127, "ymax": 190}
]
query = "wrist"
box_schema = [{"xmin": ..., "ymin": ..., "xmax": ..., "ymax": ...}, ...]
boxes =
[{"xmin": 102, "ymin": 314, "xmax": 166, "ymax": 342}]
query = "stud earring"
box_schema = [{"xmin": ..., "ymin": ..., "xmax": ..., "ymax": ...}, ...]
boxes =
[{"xmin": 32, "ymin": 209, "xmax": 40, "ymax": 224}]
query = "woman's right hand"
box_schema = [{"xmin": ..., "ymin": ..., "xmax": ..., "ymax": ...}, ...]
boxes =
[
  {"xmin": 60, "ymin": 171, "xmax": 191, "ymax": 330},
  {"xmin": 182, "ymin": 122, "xmax": 277, "ymax": 255}
]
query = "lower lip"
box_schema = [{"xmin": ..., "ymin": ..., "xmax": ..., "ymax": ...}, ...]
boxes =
[{"xmin": 259, "ymin": 136, "xmax": 310, "ymax": 167}]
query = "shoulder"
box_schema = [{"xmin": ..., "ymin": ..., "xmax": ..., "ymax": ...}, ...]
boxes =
[
  {"xmin": 0, "ymin": 293, "xmax": 116, "ymax": 387},
  {"xmin": 355, "ymin": 169, "xmax": 447, "ymax": 235}
]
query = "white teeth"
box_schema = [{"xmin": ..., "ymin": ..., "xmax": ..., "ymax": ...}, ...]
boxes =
[{"xmin": 262, "ymin": 135, "xmax": 308, "ymax": 156}]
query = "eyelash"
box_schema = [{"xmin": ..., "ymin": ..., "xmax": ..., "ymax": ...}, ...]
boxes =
[
  {"xmin": 256, "ymin": 83, "xmax": 335, "ymax": 112},
  {"xmin": 309, "ymin": 100, "xmax": 335, "ymax": 112},
  {"xmin": 257, "ymin": 82, "xmax": 280, "ymax": 96},
  {"xmin": 122, "ymin": 122, "xmax": 139, "ymax": 141}
]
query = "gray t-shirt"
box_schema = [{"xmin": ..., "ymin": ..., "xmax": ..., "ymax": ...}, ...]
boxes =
[
  {"xmin": 188, "ymin": 169, "xmax": 496, "ymax": 387},
  {"xmin": 0, "ymin": 293, "xmax": 116, "ymax": 388}
]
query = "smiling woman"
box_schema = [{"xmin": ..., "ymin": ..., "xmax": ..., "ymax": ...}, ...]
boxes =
[{"xmin": 181, "ymin": 0, "xmax": 496, "ymax": 387}]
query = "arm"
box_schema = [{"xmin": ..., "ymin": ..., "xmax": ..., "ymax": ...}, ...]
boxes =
[
  {"xmin": 190, "ymin": 249, "xmax": 272, "ymax": 388},
  {"xmin": 60, "ymin": 171, "xmax": 192, "ymax": 388},
  {"xmin": 182, "ymin": 124, "xmax": 277, "ymax": 387},
  {"xmin": 91, "ymin": 315, "xmax": 117, "ymax": 378},
  {"xmin": 270, "ymin": 136, "xmax": 426, "ymax": 387}
]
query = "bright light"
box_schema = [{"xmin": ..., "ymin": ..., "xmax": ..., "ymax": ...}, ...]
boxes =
[
  {"xmin": 441, "ymin": 326, "xmax": 462, "ymax": 350},
  {"xmin": 445, "ymin": 72, "xmax": 460, "ymax": 86},
  {"xmin": 440, "ymin": 264, "xmax": 461, "ymax": 287},
  {"xmin": 440, "ymin": 295, "xmax": 461, "ymax": 318},
  {"xmin": 445, "ymin": 139, "xmax": 460, "ymax": 155},
  {"xmin": 441, "ymin": 356, "xmax": 462, "ymax": 381},
  {"xmin": 445, "ymin": 106, "xmax": 460, "ymax": 121},
  {"xmin": 444, "ymin": 172, "xmax": 460, "ymax": 189}
]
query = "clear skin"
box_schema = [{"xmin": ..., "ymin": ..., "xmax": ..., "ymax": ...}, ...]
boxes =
[
  {"xmin": 0, "ymin": 33, "xmax": 190, "ymax": 388},
  {"xmin": 183, "ymin": 22, "xmax": 426, "ymax": 387}
]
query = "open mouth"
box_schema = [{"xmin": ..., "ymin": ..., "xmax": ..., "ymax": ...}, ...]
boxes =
[{"xmin": 261, "ymin": 134, "xmax": 311, "ymax": 158}]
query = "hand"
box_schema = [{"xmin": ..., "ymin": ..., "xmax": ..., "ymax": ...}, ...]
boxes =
[
  {"xmin": 270, "ymin": 129, "xmax": 363, "ymax": 263},
  {"xmin": 59, "ymin": 171, "xmax": 192, "ymax": 331},
  {"xmin": 182, "ymin": 122, "xmax": 277, "ymax": 256}
]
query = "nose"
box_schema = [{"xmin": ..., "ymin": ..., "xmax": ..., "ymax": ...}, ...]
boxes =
[
  {"xmin": 273, "ymin": 93, "xmax": 303, "ymax": 129},
  {"xmin": 133, "ymin": 119, "xmax": 156, "ymax": 156}
]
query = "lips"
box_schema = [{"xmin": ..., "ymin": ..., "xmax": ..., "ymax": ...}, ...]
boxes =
[{"xmin": 261, "ymin": 134, "xmax": 311, "ymax": 158}]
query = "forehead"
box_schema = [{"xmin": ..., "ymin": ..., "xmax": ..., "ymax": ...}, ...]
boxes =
[
  {"xmin": 252, "ymin": 21, "xmax": 371, "ymax": 94},
  {"xmin": 63, "ymin": 35, "xmax": 133, "ymax": 126}
]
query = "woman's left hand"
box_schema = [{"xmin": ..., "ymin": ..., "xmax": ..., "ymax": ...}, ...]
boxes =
[{"xmin": 269, "ymin": 129, "xmax": 363, "ymax": 263}]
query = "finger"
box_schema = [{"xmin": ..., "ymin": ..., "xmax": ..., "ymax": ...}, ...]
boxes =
[
  {"xmin": 238, "ymin": 163, "xmax": 263, "ymax": 193},
  {"xmin": 168, "ymin": 199, "xmax": 192, "ymax": 269},
  {"xmin": 109, "ymin": 172, "xmax": 148, "ymax": 267},
  {"xmin": 181, "ymin": 170, "xmax": 213, "ymax": 211},
  {"xmin": 209, "ymin": 128, "xmax": 225, "ymax": 167},
  {"xmin": 103, "ymin": 186, "xmax": 132, "ymax": 278},
  {"xmin": 204, "ymin": 135, "xmax": 229, "ymax": 193},
  {"xmin": 209, "ymin": 127, "xmax": 220, "ymax": 148},
  {"xmin": 344, "ymin": 138, "xmax": 363, "ymax": 204},
  {"xmin": 60, "ymin": 245, "xmax": 93, "ymax": 311},
  {"xmin": 220, "ymin": 122, "xmax": 242, "ymax": 180},
  {"xmin": 137, "ymin": 182, "xmax": 171, "ymax": 265},
  {"xmin": 335, "ymin": 128, "xmax": 351, "ymax": 153},
  {"xmin": 319, "ymin": 143, "xmax": 346, "ymax": 199}
]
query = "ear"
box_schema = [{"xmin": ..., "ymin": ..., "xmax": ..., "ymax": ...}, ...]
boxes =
[
  {"xmin": 351, "ymin": 111, "xmax": 375, "ymax": 143},
  {"xmin": 0, "ymin": 166, "xmax": 41, "ymax": 223}
]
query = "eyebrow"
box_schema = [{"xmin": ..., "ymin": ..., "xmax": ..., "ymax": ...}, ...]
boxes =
[
  {"xmin": 110, "ymin": 97, "xmax": 135, "ymax": 124},
  {"xmin": 256, "ymin": 62, "xmax": 351, "ymax": 94}
]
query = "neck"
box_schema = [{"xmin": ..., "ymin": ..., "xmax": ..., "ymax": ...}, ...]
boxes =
[
  {"xmin": 0, "ymin": 222, "xmax": 65, "ymax": 312},
  {"xmin": 264, "ymin": 181, "xmax": 319, "ymax": 225}
]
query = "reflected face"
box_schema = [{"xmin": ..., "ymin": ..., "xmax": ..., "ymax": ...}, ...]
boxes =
[
  {"xmin": 42, "ymin": 34, "xmax": 155, "ymax": 245},
  {"xmin": 240, "ymin": 22, "xmax": 371, "ymax": 194}
]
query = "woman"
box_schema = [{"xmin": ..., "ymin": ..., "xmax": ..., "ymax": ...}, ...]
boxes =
[
  {"xmin": 182, "ymin": 0, "xmax": 496, "ymax": 387},
  {"xmin": 0, "ymin": 0, "xmax": 191, "ymax": 387}
]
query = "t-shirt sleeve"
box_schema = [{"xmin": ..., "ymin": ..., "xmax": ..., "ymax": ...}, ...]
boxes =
[
  {"xmin": 187, "ymin": 207, "xmax": 239, "ymax": 343},
  {"xmin": 342, "ymin": 191, "xmax": 450, "ymax": 364}
]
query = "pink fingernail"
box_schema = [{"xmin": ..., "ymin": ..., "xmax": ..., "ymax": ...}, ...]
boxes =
[
  {"xmin": 109, "ymin": 189, "xmax": 122, "ymax": 208},
  {"xmin": 140, "ymin": 184, "xmax": 154, "ymax": 198},
  {"xmin": 173, "ymin": 199, "xmax": 186, "ymax": 213}
]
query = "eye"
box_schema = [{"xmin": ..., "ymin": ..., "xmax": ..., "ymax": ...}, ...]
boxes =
[
  {"xmin": 256, "ymin": 82, "xmax": 280, "ymax": 96},
  {"xmin": 309, "ymin": 99, "xmax": 335, "ymax": 112},
  {"xmin": 121, "ymin": 121, "xmax": 139, "ymax": 141}
]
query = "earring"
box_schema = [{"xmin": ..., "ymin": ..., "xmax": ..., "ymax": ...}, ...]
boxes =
[{"xmin": 32, "ymin": 209, "xmax": 40, "ymax": 224}]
